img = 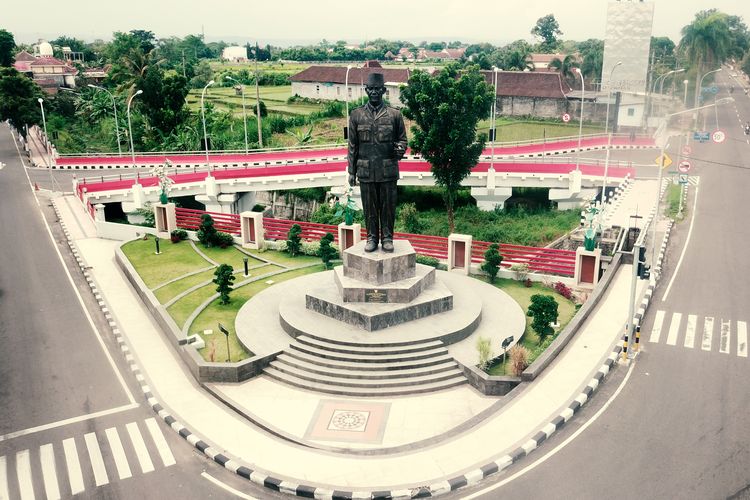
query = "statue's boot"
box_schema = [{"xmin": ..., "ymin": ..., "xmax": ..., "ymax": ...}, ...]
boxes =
[
  {"xmin": 381, "ymin": 239, "xmax": 394, "ymax": 252},
  {"xmin": 364, "ymin": 238, "xmax": 378, "ymax": 252}
]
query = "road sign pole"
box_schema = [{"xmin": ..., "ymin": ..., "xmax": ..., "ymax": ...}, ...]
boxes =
[{"xmin": 651, "ymin": 140, "xmax": 666, "ymax": 268}]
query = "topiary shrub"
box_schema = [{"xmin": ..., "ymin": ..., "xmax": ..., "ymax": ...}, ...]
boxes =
[
  {"xmin": 480, "ymin": 243, "xmax": 503, "ymax": 283},
  {"xmin": 527, "ymin": 294, "xmax": 559, "ymax": 344},
  {"xmin": 398, "ymin": 202, "xmax": 422, "ymax": 233},
  {"xmin": 286, "ymin": 224, "xmax": 302, "ymax": 257},
  {"xmin": 197, "ymin": 214, "xmax": 217, "ymax": 247},
  {"xmin": 213, "ymin": 264, "xmax": 235, "ymax": 305},
  {"xmin": 170, "ymin": 229, "xmax": 188, "ymax": 243},
  {"xmin": 416, "ymin": 254, "xmax": 440, "ymax": 268},
  {"xmin": 213, "ymin": 231, "xmax": 235, "ymax": 249},
  {"xmin": 318, "ymin": 232, "xmax": 338, "ymax": 269}
]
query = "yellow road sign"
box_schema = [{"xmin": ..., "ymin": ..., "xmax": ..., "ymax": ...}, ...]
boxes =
[{"xmin": 655, "ymin": 153, "xmax": 672, "ymax": 169}]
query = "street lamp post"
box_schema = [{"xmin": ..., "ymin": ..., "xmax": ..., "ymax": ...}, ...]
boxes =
[
  {"xmin": 574, "ymin": 67, "xmax": 584, "ymax": 172},
  {"xmin": 224, "ymin": 76, "xmax": 248, "ymax": 154},
  {"xmin": 200, "ymin": 80, "xmax": 215, "ymax": 171},
  {"xmin": 127, "ymin": 90, "xmax": 143, "ymax": 170},
  {"xmin": 683, "ymin": 79, "xmax": 689, "ymax": 107},
  {"xmin": 36, "ymin": 98, "xmax": 50, "ymax": 168},
  {"xmin": 696, "ymin": 68, "xmax": 722, "ymax": 130},
  {"xmin": 253, "ymin": 46, "xmax": 262, "ymax": 148},
  {"xmin": 604, "ymin": 61, "xmax": 622, "ymax": 135},
  {"xmin": 344, "ymin": 64, "xmax": 353, "ymax": 139},
  {"xmin": 489, "ymin": 66, "xmax": 500, "ymax": 173},
  {"xmin": 88, "ymin": 84, "xmax": 122, "ymax": 156},
  {"xmin": 650, "ymin": 69, "xmax": 685, "ymax": 118}
]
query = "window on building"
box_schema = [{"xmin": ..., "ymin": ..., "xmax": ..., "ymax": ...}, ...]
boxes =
[
  {"xmin": 627, "ymin": 108, "xmax": 635, "ymax": 116},
  {"xmin": 316, "ymin": 85, "xmax": 320, "ymax": 95}
]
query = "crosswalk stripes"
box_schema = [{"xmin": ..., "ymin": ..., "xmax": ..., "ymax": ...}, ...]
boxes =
[
  {"xmin": 0, "ymin": 419, "xmax": 175, "ymax": 499},
  {"xmin": 647, "ymin": 310, "xmax": 750, "ymax": 358},
  {"xmin": 687, "ymin": 176, "xmax": 700, "ymax": 186}
]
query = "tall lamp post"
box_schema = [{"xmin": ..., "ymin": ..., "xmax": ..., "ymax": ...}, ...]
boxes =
[
  {"xmin": 252, "ymin": 45, "xmax": 262, "ymax": 148},
  {"xmin": 200, "ymin": 80, "xmax": 215, "ymax": 171},
  {"xmin": 490, "ymin": 66, "xmax": 500, "ymax": 173},
  {"xmin": 126, "ymin": 90, "xmax": 143, "ymax": 169},
  {"xmin": 650, "ymin": 69, "xmax": 685, "ymax": 118},
  {"xmin": 574, "ymin": 67, "xmax": 584, "ymax": 172},
  {"xmin": 88, "ymin": 84, "xmax": 122, "ymax": 156},
  {"xmin": 604, "ymin": 61, "xmax": 622, "ymax": 135},
  {"xmin": 224, "ymin": 76, "xmax": 249, "ymax": 154},
  {"xmin": 37, "ymin": 98, "xmax": 50, "ymax": 167},
  {"xmin": 601, "ymin": 61, "xmax": 622, "ymax": 213},
  {"xmin": 696, "ymin": 68, "xmax": 722, "ymax": 130},
  {"xmin": 683, "ymin": 79, "xmax": 689, "ymax": 106},
  {"xmin": 344, "ymin": 64, "xmax": 353, "ymax": 139}
]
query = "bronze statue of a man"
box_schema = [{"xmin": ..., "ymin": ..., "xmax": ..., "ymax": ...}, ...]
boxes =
[{"xmin": 347, "ymin": 72, "xmax": 408, "ymax": 252}]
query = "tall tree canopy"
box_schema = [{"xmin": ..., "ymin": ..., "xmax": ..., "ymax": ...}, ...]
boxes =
[
  {"xmin": 679, "ymin": 10, "xmax": 733, "ymax": 104},
  {"xmin": 548, "ymin": 54, "xmax": 580, "ymax": 88},
  {"xmin": 0, "ymin": 29, "xmax": 15, "ymax": 67},
  {"xmin": 400, "ymin": 64, "xmax": 494, "ymax": 232},
  {"xmin": 531, "ymin": 14, "xmax": 563, "ymax": 52},
  {"xmin": 0, "ymin": 67, "xmax": 41, "ymax": 133}
]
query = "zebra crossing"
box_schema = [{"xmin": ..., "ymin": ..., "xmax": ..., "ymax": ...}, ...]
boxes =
[
  {"xmin": 648, "ymin": 310, "xmax": 748, "ymax": 357},
  {"xmin": 0, "ymin": 418, "xmax": 175, "ymax": 499}
]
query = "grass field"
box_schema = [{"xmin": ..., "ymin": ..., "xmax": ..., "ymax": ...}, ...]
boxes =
[
  {"xmin": 186, "ymin": 86, "xmax": 323, "ymax": 116},
  {"xmin": 666, "ymin": 182, "xmax": 684, "ymax": 220},
  {"xmin": 477, "ymin": 118, "xmax": 603, "ymax": 143},
  {"xmin": 209, "ymin": 61, "xmax": 309, "ymax": 74},
  {"xmin": 122, "ymin": 237, "xmax": 211, "ymax": 288}
]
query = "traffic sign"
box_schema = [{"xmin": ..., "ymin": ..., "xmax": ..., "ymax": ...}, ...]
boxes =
[
  {"xmin": 678, "ymin": 160, "xmax": 691, "ymax": 173},
  {"xmin": 694, "ymin": 131, "xmax": 710, "ymax": 142},
  {"xmin": 655, "ymin": 153, "xmax": 672, "ymax": 169},
  {"xmin": 678, "ymin": 174, "xmax": 689, "ymax": 185},
  {"xmin": 712, "ymin": 130, "xmax": 726, "ymax": 143},
  {"xmin": 562, "ymin": 113, "xmax": 571, "ymax": 123},
  {"xmin": 682, "ymin": 145, "xmax": 692, "ymax": 156}
]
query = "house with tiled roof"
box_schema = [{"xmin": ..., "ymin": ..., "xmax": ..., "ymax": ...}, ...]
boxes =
[
  {"xmin": 12, "ymin": 50, "xmax": 36, "ymax": 72},
  {"xmin": 530, "ymin": 53, "xmax": 581, "ymax": 71},
  {"xmin": 13, "ymin": 51, "xmax": 78, "ymax": 93},
  {"xmin": 290, "ymin": 61, "xmax": 413, "ymax": 106}
]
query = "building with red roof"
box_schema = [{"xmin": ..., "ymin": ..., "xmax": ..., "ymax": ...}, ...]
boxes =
[{"xmin": 13, "ymin": 50, "xmax": 79, "ymax": 94}]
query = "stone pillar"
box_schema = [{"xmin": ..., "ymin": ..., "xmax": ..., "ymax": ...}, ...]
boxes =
[
  {"xmin": 195, "ymin": 193, "xmax": 238, "ymax": 214},
  {"xmin": 448, "ymin": 233, "xmax": 472, "ymax": 275},
  {"xmin": 131, "ymin": 182, "xmax": 146, "ymax": 210},
  {"xmin": 154, "ymin": 202, "xmax": 177, "ymax": 238},
  {"xmin": 574, "ymin": 246, "xmax": 602, "ymax": 289},
  {"xmin": 240, "ymin": 211, "xmax": 264, "ymax": 250},
  {"xmin": 337, "ymin": 222, "xmax": 362, "ymax": 258},
  {"xmin": 549, "ymin": 188, "xmax": 598, "ymax": 210},
  {"xmin": 471, "ymin": 186, "xmax": 513, "ymax": 211},
  {"xmin": 93, "ymin": 203, "xmax": 106, "ymax": 222}
]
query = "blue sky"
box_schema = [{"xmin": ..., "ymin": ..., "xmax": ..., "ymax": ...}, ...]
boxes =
[{"xmin": 5, "ymin": 0, "xmax": 750, "ymax": 46}]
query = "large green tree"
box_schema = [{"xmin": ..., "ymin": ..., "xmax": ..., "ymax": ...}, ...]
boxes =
[
  {"xmin": 578, "ymin": 39, "xmax": 604, "ymax": 82},
  {"xmin": 548, "ymin": 54, "xmax": 580, "ymax": 88},
  {"xmin": 0, "ymin": 68, "xmax": 41, "ymax": 133},
  {"xmin": 0, "ymin": 29, "xmax": 15, "ymax": 67},
  {"xmin": 400, "ymin": 64, "xmax": 494, "ymax": 232},
  {"xmin": 679, "ymin": 10, "xmax": 732, "ymax": 105},
  {"xmin": 531, "ymin": 14, "xmax": 563, "ymax": 53},
  {"xmin": 140, "ymin": 66, "xmax": 189, "ymax": 136}
]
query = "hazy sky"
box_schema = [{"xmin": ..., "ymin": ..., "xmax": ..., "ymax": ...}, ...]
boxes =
[{"xmin": 5, "ymin": 0, "xmax": 750, "ymax": 46}]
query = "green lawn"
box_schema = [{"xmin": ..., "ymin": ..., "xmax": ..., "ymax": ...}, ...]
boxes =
[
  {"xmin": 198, "ymin": 245, "xmax": 264, "ymax": 270},
  {"xmin": 189, "ymin": 264, "xmax": 325, "ymax": 362},
  {"xmin": 666, "ymin": 182, "xmax": 684, "ymax": 220},
  {"xmin": 480, "ymin": 277, "xmax": 577, "ymax": 376},
  {"xmin": 122, "ymin": 237, "xmax": 211, "ymax": 289},
  {"xmin": 477, "ymin": 118, "xmax": 603, "ymax": 143},
  {"xmin": 186, "ymin": 86, "xmax": 323, "ymax": 117},
  {"xmin": 167, "ymin": 283, "xmax": 218, "ymax": 329},
  {"xmin": 154, "ymin": 268, "xmax": 216, "ymax": 304},
  {"xmin": 245, "ymin": 249, "xmax": 322, "ymax": 267}
]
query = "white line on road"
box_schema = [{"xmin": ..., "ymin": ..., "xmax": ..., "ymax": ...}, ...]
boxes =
[
  {"xmin": 62, "ymin": 438, "xmax": 84, "ymax": 495},
  {"xmin": 0, "ymin": 455, "xmax": 8, "ymax": 500},
  {"xmin": 15, "ymin": 450, "xmax": 34, "ymax": 500},
  {"xmin": 666, "ymin": 312, "xmax": 682, "ymax": 346},
  {"xmin": 702, "ymin": 317, "xmax": 714, "ymax": 351},
  {"xmin": 144, "ymin": 418, "xmax": 176, "ymax": 467},
  {"xmin": 84, "ymin": 432, "xmax": 109, "ymax": 487},
  {"xmin": 684, "ymin": 315, "xmax": 697, "ymax": 349},
  {"xmin": 738, "ymin": 321, "xmax": 748, "ymax": 357},
  {"xmin": 105, "ymin": 427, "xmax": 132, "ymax": 480},
  {"xmin": 650, "ymin": 310, "xmax": 666, "ymax": 343},
  {"xmin": 663, "ymin": 184, "xmax": 700, "ymax": 302},
  {"xmin": 200, "ymin": 472, "xmax": 259, "ymax": 499},
  {"xmin": 0, "ymin": 403, "xmax": 138, "ymax": 442},
  {"xmin": 720, "ymin": 320, "xmax": 731, "ymax": 354},
  {"xmin": 126, "ymin": 422, "xmax": 154, "ymax": 474},
  {"xmin": 40, "ymin": 443, "xmax": 61, "ymax": 500}
]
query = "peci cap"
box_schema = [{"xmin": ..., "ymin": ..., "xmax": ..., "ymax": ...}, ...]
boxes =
[{"xmin": 366, "ymin": 72, "xmax": 385, "ymax": 87}]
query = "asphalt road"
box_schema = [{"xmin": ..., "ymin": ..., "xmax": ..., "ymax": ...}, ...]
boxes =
[
  {"xmin": 451, "ymin": 74, "xmax": 750, "ymax": 500},
  {"xmin": 0, "ymin": 126, "xmax": 289, "ymax": 500}
]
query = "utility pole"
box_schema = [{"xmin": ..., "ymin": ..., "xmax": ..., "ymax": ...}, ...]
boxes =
[{"xmin": 254, "ymin": 43, "xmax": 263, "ymax": 148}]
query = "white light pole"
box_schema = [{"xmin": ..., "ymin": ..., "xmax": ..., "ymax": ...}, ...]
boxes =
[
  {"xmin": 344, "ymin": 64, "xmax": 353, "ymax": 140},
  {"xmin": 650, "ymin": 69, "xmax": 685, "ymax": 118},
  {"xmin": 574, "ymin": 67, "xmax": 584, "ymax": 172},
  {"xmin": 37, "ymin": 98, "xmax": 49, "ymax": 166},
  {"xmin": 683, "ymin": 79, "xmax": 689, "ymax": 106},
  {"xmin": 696, "ymin": 67, "xmax": 722, "ymax": 106},
  {"xmin": 126, "ymin": 90, "xmax": 143, "ymax": 169},
  {"xmin": 604, "ymin": 61, "xmax": 622, "ymax": 135},
  {"xmin": 200, "ymin": 80, "xmax": 215, "ymax": 171},
  {"xmin": 88, "ymin": 84, "xmax": 122, "ymax": 156},
  {"xmin": 253, "ymin": 45, "xmax": 262, "ymax": 148},
  {"xmin": 225, "ymin": 76, "xmax": 248, "ymax": 154},
  {"xmin": 490, "ymin": 66, "xmax": 500, "ymax": 173}
]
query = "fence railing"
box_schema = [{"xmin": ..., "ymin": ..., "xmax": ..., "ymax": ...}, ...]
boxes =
[{"xmin": 173, "ymin": 209, "xmax": 576, "ymax": 277}]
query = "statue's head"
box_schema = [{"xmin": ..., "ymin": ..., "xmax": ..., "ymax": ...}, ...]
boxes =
[{"xmin": 365, "ymin": 72, "xmax": 386, "ymax": 107}]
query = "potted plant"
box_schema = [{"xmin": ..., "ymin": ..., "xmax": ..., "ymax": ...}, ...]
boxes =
[{"xmin": 334, "ymin": 186, "xmax": 358, "ymax": 225}]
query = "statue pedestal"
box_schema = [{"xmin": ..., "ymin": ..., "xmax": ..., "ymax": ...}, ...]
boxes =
[{"xmin": 574, "ymin": 247, "xmax": 602, "ymax": 289}]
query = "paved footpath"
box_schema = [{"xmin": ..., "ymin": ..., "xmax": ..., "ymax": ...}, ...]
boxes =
[{"xmin": 58, "ymin": 194, "xmax": 646, "ymax": 495}]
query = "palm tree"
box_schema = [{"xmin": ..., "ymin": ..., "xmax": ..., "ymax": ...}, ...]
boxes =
[
  {"xmin": 580, "ymin": 48, "xmax": 603, "ymax": 83},
  {"xmin": 679, "ymin": 11, "xmax": 731, "ymax": 105},
  {"xmin": 548, "ymin": 54, "xmax": 580, "ymax": 88},
  {"xmin": 504, "ymin": 50, "xmax": 534, "ymax": 71}
]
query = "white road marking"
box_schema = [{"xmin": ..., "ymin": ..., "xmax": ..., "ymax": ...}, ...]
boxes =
[
  {"xmin": 738, "ymin": 321, "xmax": 748, "ymax": 357},
  {"xmin": 650, "ymin": 310, "xmax": 666, "ymax": 343},
  {"xmin": 684, "ymin": 315, "xmax": 697, "ymax": 349},
  {"xmin": 105, "ymin": 427, "xmax": 132, "ymax": 480},
  {"xmin": 0, "ymin": 455, "xmax": 8, "ymax": 500},
  {"xmin": 702, "ymin": 317, "xmax": 714, "ymax": 351},
  {"xmin": 62, "ymin": 438, "xmax": 84, "ymax": 495},
  {"xmin": 200, "ymin": 472, "xmax": 259, "ymax": 499},
  {"xmin": 0, "ymin": 403, "xmax": 138, "ymax": 442},
  {"xmin": 84, "ymin": 432, "xmax": 109, "ymax": 486},
  {"xmin": 144, "ymin": 418, "xmax": 176, "ymax": 467},
  {"xmin": 15, "ymin": 450, "xmax": 34, "ymax": 500},
  {"xmin": 666, "ymin": 312, "xmax": 682, "ymax": 346},
  {"xmin": 663, "ymin": 184, "xmax": 700, "ymax": 301},
  {"xmin": 40, "ymin": 444, "xmax": 61, "ymax": 500},
  {"xmin": 720, "ymin": 320, "xmax": 731, "ymax": 354},
  {"xmin": 126, "ymin": 422, "xmax": 154, "ymax": 474}
]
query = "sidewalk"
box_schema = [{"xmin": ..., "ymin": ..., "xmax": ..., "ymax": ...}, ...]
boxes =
[{"xmin": 57, "ymin": 194, "xmax": 646, "ymax": 495}]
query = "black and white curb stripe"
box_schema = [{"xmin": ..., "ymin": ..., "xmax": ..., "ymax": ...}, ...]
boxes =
[{"xmin": 633, "ymin": 219, "xmax": 673, "ymax": 329}]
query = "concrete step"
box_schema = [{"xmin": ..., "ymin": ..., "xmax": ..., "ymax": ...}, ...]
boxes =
[
  {"xmin": 275, "ymin": 353, "xmax": 460, "ymax": 380},
  {"xmin": 289, "ymin": 341, "xmax": 449, "ymax": 364},
  {"xmin": 283, "ymin": 349, "xmax": 455, "ymax": 372},
  {"xmin": 296, "ymin": 330, "xmax": 452, "ymax": 348},
  {"xmin": 264, "ymin": 368, "xmax": 467, "ymax": 397},
  {"xmin": 294, "ymin": 335, "xmax": 444, "ymax": 356}
]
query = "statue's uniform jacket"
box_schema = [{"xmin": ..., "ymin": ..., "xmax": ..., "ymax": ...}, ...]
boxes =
[{"xmin": 347, "ymin": 103, "xmax": 408, "ymax": 183}]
